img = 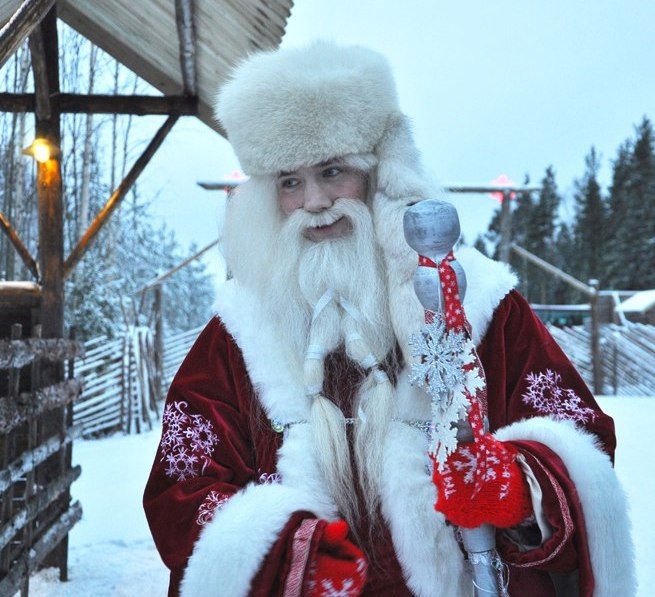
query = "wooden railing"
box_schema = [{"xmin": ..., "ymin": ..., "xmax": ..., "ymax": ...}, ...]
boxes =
[{"xmin": 0, "ymin": 324, "xmax": 84, "ymax": 595}]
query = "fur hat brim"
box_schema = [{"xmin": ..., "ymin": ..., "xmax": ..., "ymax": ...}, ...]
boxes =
[{"xmin": 216, "ymin": 41, "xmax": 401, "ymax": 176}]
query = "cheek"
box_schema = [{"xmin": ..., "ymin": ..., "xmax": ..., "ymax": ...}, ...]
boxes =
[
  {"xmin": 341, "ymin": 175, "xmax": 368, "ymax": 200},
  {"xmin": 278, "ymin": 192, "xmax": 303, "ymax": 215}
]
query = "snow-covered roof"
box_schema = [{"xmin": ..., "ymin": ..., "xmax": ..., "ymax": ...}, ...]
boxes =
[
  {"xmin": 614, "ymin": 289, "xmax": 655, "ymax": 313},
  {"xmin": 0, "ymin": 0, "xmax": 293, "ymax": 136}
]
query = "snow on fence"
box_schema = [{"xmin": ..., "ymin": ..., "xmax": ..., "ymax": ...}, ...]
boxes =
[
  {"xmin": 0, "ymin": 324, "xmax": 84, "ymax": 595},
  {"xmin": 73, "ymin": 325, "xmax": 204, "ymax": 437},
  {"xmin": 71, "ymin": 320, "xmax": 655, "ymax": 440},
  {"xmin": 548, "ymin": 322, "xmax": 655, "ymax": 395}
]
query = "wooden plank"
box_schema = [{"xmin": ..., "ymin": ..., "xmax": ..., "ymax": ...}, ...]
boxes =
[
  {"xmin": 64, "ymin": 115, "xmax": 179, "ymax": 279},
  {"xmin": 0, "ymin": 501, "xmax": 82, "ymax": 596},
  {"xmin": 0, "ymin": 465, "xmax": 80, "ymax": 550},
  {"xmin": 0, "ymin": 92, "xmax": 198, "ymax": 115},
  {"xmin": 0, "ymin": 337, "xmax": 83, "ymax": 369},
  {"xmin": 0, "ymin": 0, "xmax": 56, "ymax": 70},
  {"xmin": 0, "ymin": 425, "xmax": 81, "ymax": 493},
  {"xmin": 0, "ymin": 379, "xmax": 83, "ymax": 434},
  {"xmin": 0, "ymin": 211, "xmax": 39, "ymax": 280}
]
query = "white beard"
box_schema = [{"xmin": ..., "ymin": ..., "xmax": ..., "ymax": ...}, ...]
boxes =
[
  {"xmin": 224, "ymin": 187, "xmax": 397, "ymax": 528},
  {"xmin": 265, "ymin": 198, "xmax": 395, "ymax": 362}
]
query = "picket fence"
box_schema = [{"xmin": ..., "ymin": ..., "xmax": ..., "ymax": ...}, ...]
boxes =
[{"xmin": 72, "ymin": 325, "xmax": 204, "ymax": 437}]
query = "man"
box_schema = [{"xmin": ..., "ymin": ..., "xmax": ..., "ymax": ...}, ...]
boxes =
[{"xmin": 144, "ymin": 41, "xmax": 635, "ymax": 596}]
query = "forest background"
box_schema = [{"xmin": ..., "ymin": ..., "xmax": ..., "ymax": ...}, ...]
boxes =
[{"xmin": 2, "ymin": 25, "xmax": 655, "ymax": 343}]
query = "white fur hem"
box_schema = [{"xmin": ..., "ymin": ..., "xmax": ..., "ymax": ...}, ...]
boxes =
[{"xmin": 495, "ymin": 417, "xmax": 637, "ymax": 596}]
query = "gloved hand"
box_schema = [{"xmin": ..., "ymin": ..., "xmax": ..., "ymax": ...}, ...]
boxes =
[
  {"xmin": 304, "ymin": 519, "xmax": 368, "ymax": 596},
  {"xmin": 432, "ymin": 434, "xmax": 533, "ymax": 529}
]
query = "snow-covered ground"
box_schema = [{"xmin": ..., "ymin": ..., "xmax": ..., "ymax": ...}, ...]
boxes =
[{"xmin": 19, "ymin": 396, "xmax": 654, "ymax": 596}]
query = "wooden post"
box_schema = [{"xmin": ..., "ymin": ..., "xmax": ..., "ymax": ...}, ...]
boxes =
[
  {"xmin": 588, "ymin": 279, "xmax": 603, "ymax": 395},
  {"xmin": 153, "ymin": 285, "xmax": 164, "ymax": 400},
  {"xmin": 498, "ymin": 190, "xmax": 512, "ymax": 263},
  {"xmin": 31, "ymin": 6, "xmax": 70, "ymax": 580}
]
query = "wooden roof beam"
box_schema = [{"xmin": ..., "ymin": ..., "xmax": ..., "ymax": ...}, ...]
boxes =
[
  {"xmin": 64, "ymin": 115, "xmax": 179, "ymax": 280},
  {"xmin": 27, "ymin": 21, "xmax": 52, "ymax": 120},
  {"xmin": 0, "ymin": 0, "xmax": 56, "ymax": 70},
  {"xmin": 0, "ymin": 93, "xmax": 198, "ymax": 116},
  {"xmin": 0, "ymin": 211, "xmax": 39, "ymax": 280},
  {"xmin": 175, "ymin": 0, "xmax": 198, "ymax": 96}
]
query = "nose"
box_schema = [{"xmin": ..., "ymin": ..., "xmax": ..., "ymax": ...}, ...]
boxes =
[{"xmin": 303, "ymin": 179, "xmax": 333, "ymax": 213}]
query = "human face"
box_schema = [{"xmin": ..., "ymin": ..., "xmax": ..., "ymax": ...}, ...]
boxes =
[{"xmin": 276, "ymin": 161, "xmax": 368, "ymax": 242}]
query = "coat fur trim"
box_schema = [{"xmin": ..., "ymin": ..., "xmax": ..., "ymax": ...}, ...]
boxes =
[
  {"xmin": 185, "ymin": 261, "xmax": 513, "ymax": 595},
  {"xmin": 495, "ymin": 417, "xmax": 637, "ymax": 596}
]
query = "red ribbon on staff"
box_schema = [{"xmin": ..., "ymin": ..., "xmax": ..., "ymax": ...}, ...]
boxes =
[{"xmin": 419, "ymin": 251, "xmax": 531, "ymax": 529}]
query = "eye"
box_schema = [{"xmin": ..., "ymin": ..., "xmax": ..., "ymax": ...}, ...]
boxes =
[
  {"xmin": 322, "ymin": 165, "xmax": 342, "ymax": 179},
  {"xmin": 279, "ymin": 176, "xmax": 300, "ymax": 190}
]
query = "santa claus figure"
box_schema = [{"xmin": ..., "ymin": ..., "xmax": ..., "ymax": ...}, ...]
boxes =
[{"xmin": 143, "ymin": 41, "xmax": 635, "ymax": 596}]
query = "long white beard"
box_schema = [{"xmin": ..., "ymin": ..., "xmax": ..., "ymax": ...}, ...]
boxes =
[
  {"xmin": 267, "ymin": 198, "xmax": 395, "ymax": 362},
  {"xmin": 224, "ymin": 188, "xmax": 397, "ymax": 527}
]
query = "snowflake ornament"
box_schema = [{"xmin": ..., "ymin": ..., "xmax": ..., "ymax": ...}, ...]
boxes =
[
  {"xmin": 408, "ymin": 313, "xmax": 477, "ymax": 467},
  {"xmin": 408, "ymin": 314, "xmax": 467, "ymax": 395}
]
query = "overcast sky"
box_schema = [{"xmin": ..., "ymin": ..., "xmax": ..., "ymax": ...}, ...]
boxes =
[{"xmin": 147, "ymin": 0, "xmax": 655, "ymax": 252}]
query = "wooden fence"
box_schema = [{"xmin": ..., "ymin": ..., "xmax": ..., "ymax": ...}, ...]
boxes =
[
  {"xmin": 71, "ymin": 320, "xmax": 654, "ymax": 440},
  {"xmin": 0, "ymin": 324, "xmax": 84, "ymax": 596},
  {"xmin": 72, "ymin": 324, "xmax": 204, "ymax": 437},
  {"xmin": 549, "ymin": 322, "xmax": 655, "ymax": 395}
]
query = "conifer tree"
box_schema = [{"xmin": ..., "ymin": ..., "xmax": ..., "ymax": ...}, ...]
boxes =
[
  {"xmin": 605, "ymin": 118, "xmax": 655, "ymax": 289},
  {"xmin": 571, "ymin": 147, "xmax": 608, "ymax": 287}
]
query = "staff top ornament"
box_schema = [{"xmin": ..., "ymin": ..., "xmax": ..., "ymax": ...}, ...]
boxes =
[{"xmin": 402, "ymin": 200, "xmax": 466, "ymax": 313}]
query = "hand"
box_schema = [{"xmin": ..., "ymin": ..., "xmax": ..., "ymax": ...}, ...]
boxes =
[
  {"xmin": 432, "ymin": 435, "xmax": 533, "ymax": 529},
  {"xmin": 304, "ymin": 520, "xmax": 367, "ymax": 596}
]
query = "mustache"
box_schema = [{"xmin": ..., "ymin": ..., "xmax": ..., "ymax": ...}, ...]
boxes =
[{"xmin": 282, "ymin": 198, "xmax": 364, "ymax": 237}]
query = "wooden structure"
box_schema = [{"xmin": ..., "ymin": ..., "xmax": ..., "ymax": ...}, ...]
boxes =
[
  {"xmin": 0, "ymin": 0, "xmax": 292, "ymax": 590},
  {"xmin": 0, "ymin": 317, "xmax": 84, "ymax": 596},
  {"xmin": 72, "ymin": 324, "xmax": 204, "ymax": 438}
]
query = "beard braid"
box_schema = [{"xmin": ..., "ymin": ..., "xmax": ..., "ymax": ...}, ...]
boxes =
[{"xmin": 258, "ymin": 197, "xmax": 396, "ymax": 530}]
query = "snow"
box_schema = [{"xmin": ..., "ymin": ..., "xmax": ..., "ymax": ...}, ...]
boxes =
[
  {"xmin": 615, "ymin": 290, "xmax": 655, "ymax": 314},
  {"xmin": 18, "ymin": 396, "xmax": 654, "ymax": 596}
]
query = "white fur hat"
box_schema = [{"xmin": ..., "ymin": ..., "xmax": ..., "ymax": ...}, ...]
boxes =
[{"xmin": 215, "ymin": 40, "xmax": 430, "ymax": 201}]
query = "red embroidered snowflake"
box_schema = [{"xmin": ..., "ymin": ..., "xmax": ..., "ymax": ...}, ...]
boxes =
[
  {"xmin": 160, "ymin": 400, "xmax": 219, "ymax": 481},
  {"xmin": 196, "ymin": 490, "xmax": 230, "ymax": 527},
  {"xmin": 522, "ymin": 369, "xmax": 596, "ymax": 424}
]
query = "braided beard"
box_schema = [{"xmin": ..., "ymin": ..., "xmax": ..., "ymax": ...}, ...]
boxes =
[
  {"xmin": 268, "ymin": 198, "xmax": 396, "ymax": 528},
  {"xmin": 223, "ymin": 184, "xmax": 397, "ymax": 528}
]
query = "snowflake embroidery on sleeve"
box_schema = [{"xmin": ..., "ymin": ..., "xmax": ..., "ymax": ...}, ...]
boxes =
[
  {"xmin": 160, "ymin": 400, "xmax": 220, "ymax": 481},
  {"xmin": 196, "ymin": 490, "xmax": 230, "ymax": 527},
  {"xmin": 258, "ymin": 471, "xmax": 282, "ymax": 485},
  {"xmin": 522, "ymin": 369, "xmax": 596, "ymax": 424}
]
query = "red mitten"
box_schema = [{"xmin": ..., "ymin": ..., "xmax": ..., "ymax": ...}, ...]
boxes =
[
  {"xmin": 433, "ymin": 435, "xmax": 533, "ymax": 529},
  {"xmin": 304, "ymin": 520, "xmax": 368, "ymax": 597}
]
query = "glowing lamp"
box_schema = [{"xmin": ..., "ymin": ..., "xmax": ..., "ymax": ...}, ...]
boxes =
[{"xmin": 22, "ymin": 138, "xmax": 59, "ymax": 163}]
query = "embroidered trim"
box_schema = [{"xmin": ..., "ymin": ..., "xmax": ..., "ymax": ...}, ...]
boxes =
[
  {"xmin": 283, "ymin": 519, "xmax": 320, "ymax": 597},
  {"xmin": 270, "ymin": 418, "xmax": 433, "ymax": 434}
]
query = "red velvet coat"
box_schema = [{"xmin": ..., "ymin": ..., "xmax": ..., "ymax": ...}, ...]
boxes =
[{"xmin": 144, "ymin": 252, "xmax": 635, "ymax": 597}]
